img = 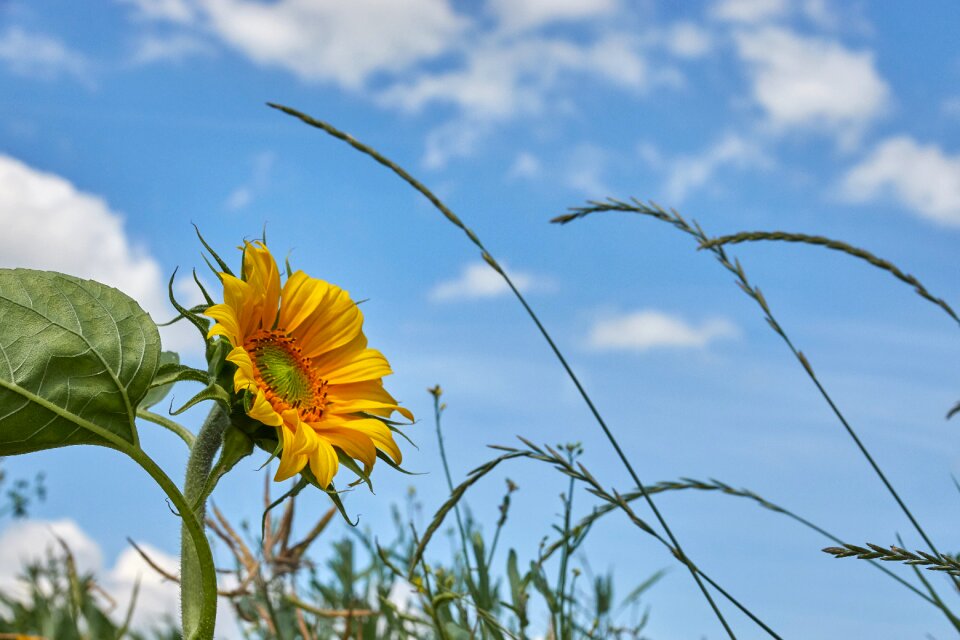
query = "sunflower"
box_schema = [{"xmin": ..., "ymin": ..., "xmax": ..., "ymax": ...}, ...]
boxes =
[{"xmin": 204, "ymin": 241, "xmax": 410, "ymax": 487}]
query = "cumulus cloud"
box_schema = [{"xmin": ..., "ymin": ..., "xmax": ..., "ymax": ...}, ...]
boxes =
[
  {"xmin": 588, "ymin": 310, "xmax": 739, "ymax": 352},
  {"xmin": 663, "ymin": 133, "xmax": 770, "ymax": 201},
  {"xmin": 0, "ymin": 155, "xmax": 204, "ymax": 353},
  {"xmin": 488, "ymin": 0, "xmax": 619, "ymax": 33},
  {"xmin": 198, "ymin": 0, "xmax": 465, "ymax": 89},
  {"xmin": 0, "ymin": 518, "xmax": 240, "ymax": 636},
  {"xmin": 733, "ymin": 27, "xmax": 889, "ymax": 143},
  {"xmin": 429, "ymin": 262, "xmax": 549, "ymax": 302},
  {"xmin": 0, "ymin": 27, "xmax": 92, "ymax": 84},
  {"xmin": 840, "ymin": 136, "xmax": 960, "ymax": 226}
]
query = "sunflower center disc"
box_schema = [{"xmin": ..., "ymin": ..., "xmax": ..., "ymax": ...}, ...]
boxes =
[{"xmin": 246, "ymin": 331, "xmax": 327, "ymax": 420}]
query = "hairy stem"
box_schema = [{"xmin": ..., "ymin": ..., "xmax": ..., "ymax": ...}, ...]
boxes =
[{"xmin": 180, "ymin": 406, "xmax": 229, "ymax": 638}]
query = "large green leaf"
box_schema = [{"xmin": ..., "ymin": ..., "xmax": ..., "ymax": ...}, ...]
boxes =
[{"xmin": 0, "ymin": 269, "xmax": 160, "ymax": 454}]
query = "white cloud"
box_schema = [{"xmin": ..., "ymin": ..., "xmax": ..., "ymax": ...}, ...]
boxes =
[
  {"xmin": 488, "ymin": 0, "xmax": 619, "ymax": 32},
  {"xmin": 508, "ymin": 151, "xmax": 542, "ymax": 180},
  {"xmin": 733, "ymin": 27, "xmax": 889, "ymax": 143},
  {"xmin": 710, "ymin": 0, "xmax": 788, "ymax": 24},
  {"xmin": 0, "ymin": 519, "xmax": 102, "ymax": 596},
  {"xmin": 199, "ymin": 0, "xmax": 465, "ymax": 89},
  {"xmin": 0, "ymin": 27, "xmax": 92, "ymax": 84},
  {"xmin": 588, "ymin": 310, "xmax": 739, "ymax": 352},
  {"xmin": 840, "ymin": 136, "xmax": 960, "ymax": 226},
  {"xmin": 664, "ymin": 22, "xmax": 714, "ymax": 59},
  {"xmin": 0, "ymin": 155, "xmax": 204, "ymax": 354},
  {"xmin": 380, "ymin": 33, "xmax": 651, "ymax": 121},
  {"xmin": 0, "ymin": 518, "xmax": 241, "ymax": 637},
  {"xmin": 131, "ymin": 33, "xmax": 214, "ymax": 64},
  {"xmin": 664, "ymin": 133, "xmax": 770, "ymax": 201},
  {"xmin": 429, "ymin": 262, "xmax": 548, "ymax": 302}
]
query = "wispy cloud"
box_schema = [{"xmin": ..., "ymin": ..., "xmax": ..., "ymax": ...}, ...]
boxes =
[
  {"xmin": 130, "ymin": 32, "xmax": 214, "ymax": 65},
  {"xmin": 710, "ymin": 0, "xmax": 789, "ymax": 24},
  {"xmin": 508, "ymin": 151, "xmax": 542, "ymax": 180},
  {"xmin": 588, "ymin": 310, "xmax": 739, "ymax": 352},
  {"xmin": 840, "ymin": 136, "xmax": 960, "ymax": 226},
  {"xmin": 429, "ymin": 261, "xmax": 550, "ymax": 302},
  {"xmin": 662, "ymin": 133, "xmax": 770, "ymax": 201},
  {"xmin": 0, "ymin": 27, "xmax": 93, "ymax": 85}
]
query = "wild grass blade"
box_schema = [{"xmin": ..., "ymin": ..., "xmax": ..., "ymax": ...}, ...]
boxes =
[
  {"xmin": 268, "ymin": 103, "xmax": 741, "ymax": 639},
  {"xmin": 698, "ymin": 231, "xmax": 959, "ymax": 327},
  {"xmin": 553, "ymin": 199, "xmax": 948, "ymax": 578}
]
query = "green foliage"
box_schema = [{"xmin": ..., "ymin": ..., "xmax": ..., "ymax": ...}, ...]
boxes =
[{"xmin": 0, "ymin": 269, "xmax": 161, "ymax": 454}]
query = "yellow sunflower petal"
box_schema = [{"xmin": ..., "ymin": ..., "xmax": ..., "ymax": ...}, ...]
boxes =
[
  {"xmin": 320, "ymin": 349, "xmax": 393, "ymax": 385},
  {"xmin": 280, "ymin": 272, "xmax": 363, "ymax": 358},
  {"xmin": 226, "ymin": 347, "xmax": 256, "ymax": 391},
  {"xmin": 328, "ymin": 398, "xmax": 413, "ymax": 422},
  {"xmin": 243, "ymin": 242, "xmax": 281, "ymax": 330},
  {"xmin": 248, "ymin": 389, "xmax": 283, "ymax": 427},
  {"xmin": 308, "ymin": 437, "xmax": 339, "ymax": 489},
  {"xmin": 327, "ymin": 417, "xmax": 402, "ymax": 464},
  {"xmin": 221, "ymin": 274, "xmax": 258, "ymax": 338},
  {"xmin": 204, "ymin": 304, "xmax": 242, "ymax": 344},
  {"xmin": 274, "ymin": 425, "xmax": 307, "ymax": 482},
  {"xmin": 317, "ymin": 425, "xmax": 377, "ymax": 470}
]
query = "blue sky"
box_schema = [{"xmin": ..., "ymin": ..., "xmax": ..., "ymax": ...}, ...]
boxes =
[{"xmin": 1, "ymin": 0, "xmax": 959, "ymax": 637}]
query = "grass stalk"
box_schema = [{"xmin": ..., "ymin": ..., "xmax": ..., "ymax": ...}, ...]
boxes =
[
  {"xmin": 553, "ymin": 199, "xmax": 947, "ymax": 574},
  {"xmin": 268, "ymin": 102, "xmax": 745, "ymax": 640}
]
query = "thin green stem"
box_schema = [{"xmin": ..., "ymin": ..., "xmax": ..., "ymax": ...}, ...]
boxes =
[
  {"xmin": 137, "ymin": 408, "xmax": 196, "ymax": 448},
  {"xmin": 269, "ymin": 102, "xmax": 742, "ymax": 640},
  {"xmin": 432, "ymin": 391, "xmax": 472, "ymax": 572},
  {"xmin": 556, "ymin": 451, "xmax": 577, "ymax": 640},
  {"xmin": 180, "ymin": 406, "xmax": 229, "ymax": 639}
]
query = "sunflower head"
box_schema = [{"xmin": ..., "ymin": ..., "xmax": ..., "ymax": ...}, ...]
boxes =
[{"xmin": 204, "ymin": 241, "xmax": 411, "ymax": 488}]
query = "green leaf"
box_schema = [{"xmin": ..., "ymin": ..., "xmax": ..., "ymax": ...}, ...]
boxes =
[
  {"xmin": 140, "ymin": 351, "xmax": 180, "ymax": 409},
  {"xmin": 0, "ymin": 270, "xmax": 160, "ymax": 453}
]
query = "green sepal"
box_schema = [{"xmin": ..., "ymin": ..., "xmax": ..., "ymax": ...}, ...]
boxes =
[
  {"xmin": 261, "ymin": 476, "xmax": 309, "ymax": 541},
  {"xmin": 166, "ymin": 267, "xmax": 209, "ymax": 340},
  {"xmin": 375, "ymin": 449, "xmax": 423, "ymax": 476},
  {"xmin": 149, "ymin": 362, "xmax": 209, "ymax": 390},
  {"xmin": 192, "ymin": 268, "xmax": 214, "ymax": 306},
  {"xmin": 193, "ymin": 223, "xmax": 234, "ymax": 277},
  {"xmin": 170, "ymin": 382, "xmax": 232, "ymax": 416},
  {"xmin": 140, "ymin": 351, "xmax": 181, "ymax": 409},
  {"xmin": 298, "ymin": 465, "xmax": 358, "ymax": 526},
  {"xmin": 337, "ymin": 449, "xmax": 373, "ymax": 491}
]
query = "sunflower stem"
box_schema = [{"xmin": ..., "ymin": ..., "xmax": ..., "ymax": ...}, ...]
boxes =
[{"xmin": 181, "ymin": 405, "xmax": 229, "ymax": 639}]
